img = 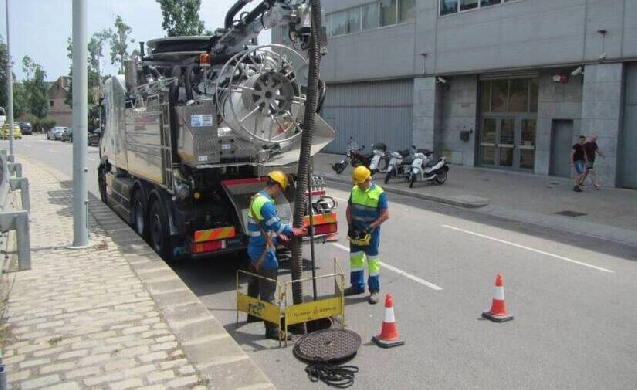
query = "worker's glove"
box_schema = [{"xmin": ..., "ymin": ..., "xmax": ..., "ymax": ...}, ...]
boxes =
[
  {"xmin": 292, "ymin": 227, "xmax": 308, "ymax": 237},
  {"xmin": 364, "ymin": 226, "xmax": 374, "ymax": 235},
  {"xmin": 278, "ymin": 234, "xmax": 290, "ymax": 245}
]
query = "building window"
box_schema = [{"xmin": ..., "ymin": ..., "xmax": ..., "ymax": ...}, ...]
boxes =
[
  {"xmin": 380, "ymin": 0, "xmax": 397, "ymax": 26},
  {"xmin": 460, "ymin": 0, "xmax": 478, "ymax": 11},
  {"xmin": 347, "ymin": 8, "xmax": 361, "ymax": 34},
  {"xmin": 441, "ymin": 0, "xmax": 519, "ymax": 15},
  {"xmin": 482, "ymin": 79, "xmax": 539, "ymax": 113},
  {"xmin": 362, "ymin": 3, "xmax": 379, "ymax": 30},
  {"xmin": 491, "ymin": 80, "xmax": 509, "ymax": 112},
  {"xmin": 399, "ymin": 0, "xmax": 416, "ymax": 22},
  {"xmin": 480, "ymin": 0, "xmax": 499, "ymax": 6},
  {"xmin": 330, "ymin": 11, "xmax": 348, "ymax": 36},
  {"xmin": 509, "ymin": 79, "xmax": 529, "ymax": 112},
  {"xmin": 50, "ymin": 100, "xmax": 54, "ymax": 108},
  {"xmin": 440, "ymin": 0, "xmax": 458, "ymax": 15}
]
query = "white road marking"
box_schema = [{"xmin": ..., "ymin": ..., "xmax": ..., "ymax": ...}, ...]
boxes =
[
  {"xmin": 442, "ymin": 224, "xmax": 614, "ymax": 273},
  {"xmin": 331, "ymin": 243, "xmax": 443, "ymax": 290},
  {"xmin": 46, "ymin": 149, "xmax": 59, "ymax": 154}
]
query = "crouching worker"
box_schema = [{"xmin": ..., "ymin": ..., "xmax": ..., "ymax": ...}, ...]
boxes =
[{"xmin": 246, "ymin": 170, "xmax": 307, "ymax": 340}]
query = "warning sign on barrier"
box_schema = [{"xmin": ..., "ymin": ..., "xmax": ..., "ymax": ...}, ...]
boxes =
[{"xmin": 236, "ymin": 293, "xmax": 281, "ymax": 325}]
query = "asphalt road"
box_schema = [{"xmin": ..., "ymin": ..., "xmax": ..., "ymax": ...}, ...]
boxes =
[{"xmin": 7, "ymin": 135, "xmax": 637, "ymax": 390}]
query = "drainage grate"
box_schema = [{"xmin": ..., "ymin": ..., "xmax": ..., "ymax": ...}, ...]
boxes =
[
  {"xmin": 555, "ymin": 210, "xmax": 588, "ymax": 217},
  {"xmin": 293, "ymin": 328, "xmax": 361, "ymax": 363}
]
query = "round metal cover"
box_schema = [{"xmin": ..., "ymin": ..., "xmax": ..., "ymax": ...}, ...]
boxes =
[{"xmin": 293, "ymin": 328, "xmax": 362, "ymax": 363}]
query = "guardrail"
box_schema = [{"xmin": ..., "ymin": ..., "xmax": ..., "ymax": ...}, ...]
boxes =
[{"xmin": 0, "ymin": 150, "xmax": 30, "ymax": 271}]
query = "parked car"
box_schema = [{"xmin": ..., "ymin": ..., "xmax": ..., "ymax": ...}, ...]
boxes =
[
  {"xmin": 47, "ymin": 126, "xmax": 66, "ymax": 140},
  {"xmin": 61, "ymin": 127, "xmax": 73, "ymax": 142},
  {"xmin": 88, "ymin": 129, "xmax": 101, "ymax": 146},
  {"xmin": 19, "ymin": 122, "xmax": 32, "ymax": 135},
  {"xmin": 1, "ymin": 123, "xmax": 22, "ymax": 140}
]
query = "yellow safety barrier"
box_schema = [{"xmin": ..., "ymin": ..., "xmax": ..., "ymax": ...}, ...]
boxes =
[{"xmin": 236, "ymin": 258, "xmax": 346, "ymax": 347}]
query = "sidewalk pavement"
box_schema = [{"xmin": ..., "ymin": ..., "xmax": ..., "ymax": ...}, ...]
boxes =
[
  {"xmin": 313, "ymin": 153, "xmax": 637, "ymax": 248},
  {"xmin": 1, "ymin": 156, "xmax": 276, "ymax": 390}
]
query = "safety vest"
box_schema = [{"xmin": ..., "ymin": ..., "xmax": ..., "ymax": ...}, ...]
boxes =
[
  {"xmin": 350, "ymin": 184, "xmax": 384, "ymax": 229},
  {"xmin": 247, "ymin": 192, "xmax": 276, "ymax": 247}
]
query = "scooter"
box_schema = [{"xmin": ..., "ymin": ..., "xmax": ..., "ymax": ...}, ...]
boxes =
[
  {"xmin": 332, "ymin": 139, "xmax": 387, "ymax": 174},
  {"xmin": 384, "ymin": 148, "xmax": 411, "ymax": 183},
  {"xmin": 408, "ymin": 150, "xmax": 449, "ymax": 188}
]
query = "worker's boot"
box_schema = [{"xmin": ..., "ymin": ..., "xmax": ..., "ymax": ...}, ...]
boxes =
[
  {"xmin": 368, "ymin": 291, "xmax": 379, "ymax": 305},
  {"xmin": 246, "ymin": 314, "xmax": 262, "ymax": 323},
  {"xmin": 344, "ymin": 286, "xmax": 364, "ymax": 296}
]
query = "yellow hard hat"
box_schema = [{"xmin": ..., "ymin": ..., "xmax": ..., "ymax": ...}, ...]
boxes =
[
  {"xmin": 352, "ymin": 166, "xmax": 371, "ymax": 184},
  {"xmin": 268, "ymin": 170, "xmax": 289, "ymax": 190}
]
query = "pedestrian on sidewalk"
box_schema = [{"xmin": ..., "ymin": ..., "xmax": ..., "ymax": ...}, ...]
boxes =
[
  {"xmin": 344, "ymin": 166, "xmax": 389, "ymax": 305},
  {"xmin": 580, "ymin": 134, "xmax": 605, "ymax": 189},
  {"xmin": 246, "ymin": 171, "xmax": 307, "ymax": 340},
  {"xmin": 571, "ymin": 135, "xmax": 588, "ymax": 193}
]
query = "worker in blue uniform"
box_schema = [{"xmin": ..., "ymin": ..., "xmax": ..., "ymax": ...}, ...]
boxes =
[{"xmin": 246, "ymin": 170, "xmax": 306, "ymax": 339}]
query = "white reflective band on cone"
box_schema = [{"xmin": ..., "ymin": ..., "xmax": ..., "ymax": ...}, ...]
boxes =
[
  {"xmin": 384, "ymin": 307, "xmax": 395, "ymax": 323},
  {"xmin": 494, "ymin": 286, "xmax": 505, "ymax": 300}
]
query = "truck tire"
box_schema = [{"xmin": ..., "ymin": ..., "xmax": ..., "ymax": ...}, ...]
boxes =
[
  {"xmin": 132, "ymin": 190, "xmax": 146, "ymax": 238},
  {"xmin": 149, "ymin": 200, "xmax": 171, "ymax": 260}
]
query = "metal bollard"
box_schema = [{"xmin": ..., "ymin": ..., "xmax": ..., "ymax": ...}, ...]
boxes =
[
  {"xmin": 0, "ymin": 211, "xmax": 30, "ymax": 271},
  {"xmin": 0, "ymin": 357, "xmax": 6, "ymax": 390},
  {"xmin": 9, "ymin": 178, "xmax": 29, "ymax": 213},
  {"xmin": 7, "ymin": 162, "xmax": 21, "ymax": 178}
]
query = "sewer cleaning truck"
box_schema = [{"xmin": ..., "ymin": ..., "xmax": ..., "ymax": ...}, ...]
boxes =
[{"xmin": 98, "ymin": 0, "xmax": 337, "ymax": 260}]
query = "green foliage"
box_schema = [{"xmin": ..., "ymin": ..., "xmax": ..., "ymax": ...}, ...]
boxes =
[
  {"xmin": 156, "ymin": 0, "xmax": 205, "ymax": 37},
  {"xmin": 0, "ymin": 35, "xmax": 7, "ymax": 109},
  {"xmin": 21, "ymin": 56, "xmax": 48, "ymax": 118},
  {"xmin": 31, "ymin": 117, "xmax": 56, "ymax": 132},
  {"xmin": 110, "ymin": 15, "xmax": 135, "ymax": 74}
]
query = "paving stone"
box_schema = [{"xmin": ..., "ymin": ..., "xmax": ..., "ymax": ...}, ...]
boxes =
[
  {"xmin": 64, "ymin": 366, "xmax": 102, "ymax": 379},
  {"xmin": 166, "ymin": 375, "xmax": 199, "ymax": 388},
  {"xmin": 21, "ymin": 374, "xmax": 61, "ymax": 390},
  {"xmin": 39, "ymin": 361, "xmax": 77, "ymax": 374},
  {"xmin": 147, "ymin": 370, "xmax": 176, "ymax": 383},
  {"xmin": 110, "ymin": 378, "xmax": 145, "ymax": 390}
]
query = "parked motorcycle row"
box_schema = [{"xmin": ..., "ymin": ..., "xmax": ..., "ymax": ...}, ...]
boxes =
[{"xmin": 331, "ymin": 138, "xmax": 449, "ymax": 187}]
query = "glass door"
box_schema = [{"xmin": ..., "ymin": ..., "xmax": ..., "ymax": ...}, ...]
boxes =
[
  {"xmin": 519, "ymin": 119, "xmax": 536, "ymax": 170},
  {"xmin": 480, "ymin": 117, "xmax": 515, "ymax": 167}
]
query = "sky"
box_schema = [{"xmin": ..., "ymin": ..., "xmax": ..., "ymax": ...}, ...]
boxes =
[{"xmin": 0, "ymin": 0, "xmax": 271, "ymax": 81}]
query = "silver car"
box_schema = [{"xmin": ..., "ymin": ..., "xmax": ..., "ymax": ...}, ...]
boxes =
[{"xmin": 47, "ymin": 126, "xmax": 67, "ymax": 141}]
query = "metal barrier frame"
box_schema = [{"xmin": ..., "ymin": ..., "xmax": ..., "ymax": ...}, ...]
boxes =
[
  {"xmin": 0, "ymin": 151, "xmax": 31, "ymax": 271},
  {"xmin": 236, "ymin": 258, "xmax": 346, "ymax": 347}
]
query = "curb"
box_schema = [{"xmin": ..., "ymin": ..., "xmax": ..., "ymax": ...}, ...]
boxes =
[
  {"xmin": 87, "ymin": 193, "xmax": 277, "ymax": 390},
  {"xmin": 318, "ymin": 172, "xmax": 490, "ymax": 209}
]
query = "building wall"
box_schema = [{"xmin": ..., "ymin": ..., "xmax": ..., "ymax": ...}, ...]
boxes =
[
  {"xmin": 536, "ymin": 70, "xmax": 584, "ymax": 175},
  {"xmin": 440, "ymin": 75, "xmax": 478, "ymax": 166},
  {"xmin": 321, "ymin": 0, "xmax": 637, "ymax": 80},
  {"xmin": 581, "ymin": 63, "xmax": 623, "ymax": 186}
]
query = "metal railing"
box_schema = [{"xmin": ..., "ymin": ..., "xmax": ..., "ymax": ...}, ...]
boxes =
[{"xmin": 0, "ymin": 150, "xmax": 30, "ymax": 271}]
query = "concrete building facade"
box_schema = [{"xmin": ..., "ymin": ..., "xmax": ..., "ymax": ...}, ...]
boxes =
[{"xmin": 287, "ymin": 0, "xmax": 637, "ymax": 188}]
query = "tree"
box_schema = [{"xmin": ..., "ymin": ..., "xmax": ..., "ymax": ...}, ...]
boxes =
[
  {"xmin": 0, "ymin": 35, "xmax": 7, "ymax": 110},
  {"xmin": 110, "ymin": 15, "xmax": 136, "ymax": 74},
  {"xmin": 156, "ymin": 0, "xmax": 205, "ymax": 37},
  {"xmin": 21, "ymin": 56, "xmax": 48, "ymax": 118}
]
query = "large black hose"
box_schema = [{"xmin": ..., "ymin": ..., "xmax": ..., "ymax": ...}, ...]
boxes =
[
  {"xmin": 225, "ymin": 0, "xmax": 252, "ymax": 29},
  {"xmin": 290, "ymin": 0, "xmax": 322, "ymax": 316}
]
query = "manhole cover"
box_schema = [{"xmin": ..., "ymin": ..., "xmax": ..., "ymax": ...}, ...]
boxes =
[
  {"xmin": 555, "ymin": 210, "xmax": 588, "ymax": 217},
  {"xmin": 293, "ymin": 328, "xmax": 361, "ymax": 363}
]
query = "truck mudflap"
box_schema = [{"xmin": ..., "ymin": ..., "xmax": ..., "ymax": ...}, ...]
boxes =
[{"xmin": 221, "ymin": 177, "xmax": 338, "ymax": 243}]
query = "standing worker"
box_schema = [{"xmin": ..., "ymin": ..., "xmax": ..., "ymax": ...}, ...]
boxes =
[
  {"xmin": 345, "ymin": 166, "xmax": 389, "ymax": 304},
  {"xmin": 247, "ymin": 171, "xmax": 306, "ymax": 340}
]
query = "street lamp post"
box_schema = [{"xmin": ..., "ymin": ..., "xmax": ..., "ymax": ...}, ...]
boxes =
[
  {"xmin": 71, "ymin": 0, "xmax": 89, "ymax": 248},
  {"xmin": 5, "ymin": 0, "xmax": 14, "ymax": 157}
]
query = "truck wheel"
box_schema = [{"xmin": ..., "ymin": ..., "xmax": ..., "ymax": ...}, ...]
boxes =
[
  {"xmin": 132, "ymin": 190, "xmax": 146, "ymax": 238},
  {"xmin": 149, "ymin": 200, "xmax": 171, "ymax": 260}
]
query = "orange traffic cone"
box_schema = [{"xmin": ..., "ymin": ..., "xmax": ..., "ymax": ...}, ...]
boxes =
[
  {"xmin": 482, "ymin": 274, "xmax": 514, "ymax": 322},
  {"xmin": 372, "ymin": 294, "xmax": 405, "ymax": 348}
]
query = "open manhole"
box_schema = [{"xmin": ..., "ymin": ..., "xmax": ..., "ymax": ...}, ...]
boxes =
[{"xmin": 555, "ymin": 210, "xmax": 588, "ymax": 217}]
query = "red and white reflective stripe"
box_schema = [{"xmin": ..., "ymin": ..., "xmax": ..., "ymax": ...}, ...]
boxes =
[
  {"xmin": 384, "ymin": 307, "xmax": 395, "ymax": 323},
  {"xmin": 493, "ymin": 286, "xmax": 505, "ymax": 300}
]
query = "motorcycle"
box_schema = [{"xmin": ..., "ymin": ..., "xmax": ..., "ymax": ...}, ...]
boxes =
[
  {"xmin": 408, "ymin": 149, "xmax": 449, "ymax": 188},
  {"xmin": 332, "ymin": 139, "xmax": 388, "ymax": 174},
  {"xmin": 384, "ymin": 148, "xmax": 412, "ymax": 183}
]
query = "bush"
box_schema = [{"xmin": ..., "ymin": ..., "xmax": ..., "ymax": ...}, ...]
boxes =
[{"xmin": 32, "ymin": 117, "xmax": 56, "ymax": 133}]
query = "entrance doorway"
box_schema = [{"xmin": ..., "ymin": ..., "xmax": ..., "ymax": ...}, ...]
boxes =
[
  {"xmin": 479, "ymin": 117, "xmax": 536, "ymax": 169},
  {"xmin": 550, "ymin": 119, "xmax": 574, "ymax": 178},
  {"xmin": 478, "ymin": 78, "xmax": 538, "ymax": 171}
]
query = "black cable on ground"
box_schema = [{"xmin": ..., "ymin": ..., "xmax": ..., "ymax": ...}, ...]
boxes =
[{"xmin": 304, "ymin": 362, "xmax": 359, "ymax": 388}]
